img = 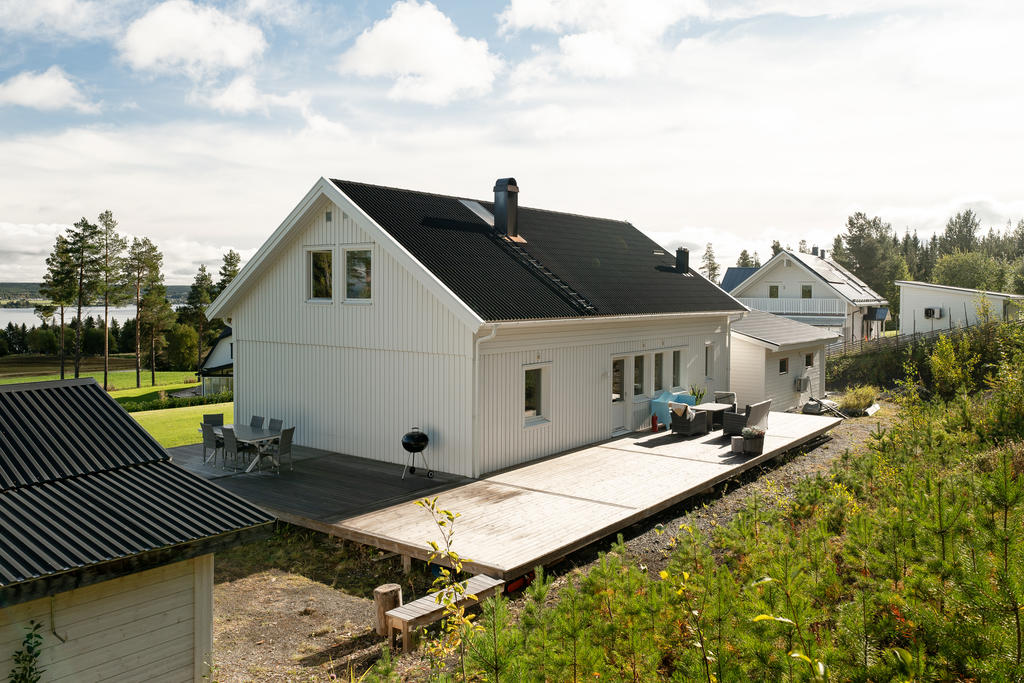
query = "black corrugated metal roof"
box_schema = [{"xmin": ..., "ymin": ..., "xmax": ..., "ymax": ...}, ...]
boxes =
[
  {"xmin": 333, "ymin": 179, "xmax": 744, "ymax": 321},
  {"xmin": 0, "ymin": 379, "xmax": 272, "ymax": 589}
]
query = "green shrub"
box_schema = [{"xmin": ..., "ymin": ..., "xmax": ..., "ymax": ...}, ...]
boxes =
[
  {"xmin": 930, "ymin": 333, "xmax": 979, "ymax": 400},
  {"xmin": 119, "ymin": 390, "xmax": 231, "ymax": 413},
  {"xmin": 839, "ymin": 385, "xmax": 877, "ymax": 414}
]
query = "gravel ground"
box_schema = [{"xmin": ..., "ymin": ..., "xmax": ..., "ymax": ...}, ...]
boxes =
[{"xmin": 212, "ymin": 405, "xmax": 895, "ymax": 681}]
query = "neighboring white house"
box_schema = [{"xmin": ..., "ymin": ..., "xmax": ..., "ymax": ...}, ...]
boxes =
[
  {"xmin": 896, "ymin": 280, "xmax": 1024, "ymax": 336},
  {"xmin": 199, "ymin": 326, "xmax": 233, "ymax": 395},
  {"xmin": 726, "ymin": 248, "xmax": 889, "ymax": 342},
  {"xmin": 0, "ymin": 379, "xmax": 273, "ymax": 682},
  {"xmin": 207, "ymin": 177, "xmax": 748, "ymax": 478},
  {"xmin": 730, "ymin": 311, "xmax": 837, "ymax": 411}
]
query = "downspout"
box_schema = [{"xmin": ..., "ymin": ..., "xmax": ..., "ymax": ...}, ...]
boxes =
[{"xmin": 471, "ymin": 324, "xmax": 498, "ymax": 478}]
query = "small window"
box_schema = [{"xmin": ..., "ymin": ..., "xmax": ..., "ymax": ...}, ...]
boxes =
[
  {"xmin": 779, "ymin": 358, "xmax": 789, "ymax": 374},
  {"xmin": 801, "ymin": 284, "xmax": 812, "ymax": 298},
  {"xmin": 326, "ymin": 210, "xmax": 332, "ymax": 222},
  {"xmin": 672, "ymin": 350, "xmax": 681, "ymax": 387},
  {"xmin": 633, "ymin": 355, "xmax": 645, "ymax": 396},
  {"xmin": 309, "ymin": 250, "xmax": 332, "ymax": 300},
  {"xmin": 654, "ymin": 353, "xmax": 664, "ymax": 392},
  {"xmin": 612, "ymin": 358, "xmax": 625, "ymax": 403},
  {"xmin": 525, "ymin": 368, "xmax": 542, "ymax": 418},
  {"xmin": 805, "ymin": 352, "xmax": 814, "ymax": 368},
  {"xmin": 345, "ymin": 249, "xmax": 372, "ymax": 300},
  {"xmin": 229, "ymin": 343, "xmax": 233, "ymax": 359},
  {"xmin": 704, "ymin": 345, "xmax": 713, "ymax": 378},
  {"xmin": 768, "ymin": 285, "xmax": 780, "ymax": 298}
]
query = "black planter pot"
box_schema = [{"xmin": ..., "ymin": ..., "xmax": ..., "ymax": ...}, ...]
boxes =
[{"xmin": 743, "ymin": 436, "xmax": 764, "ymax": 455}]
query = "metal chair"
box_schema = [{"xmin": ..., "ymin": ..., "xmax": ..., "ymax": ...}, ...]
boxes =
[
  {"xmin": 268, "ymin": 418, "xmax": 283, "ymax": 432},
  {"xmin": 201, "ymin": 423, "xmax": 223, "ymax": 465},
  {"xmin": 223, "ymin": 427, "xmax": 257, "ymax": 470},
  {"xmin": 203, "ymin": 413, "xmax": 224, "ymax": 426},
  {"xmin": 260, "ymin": 426, "xmax": 294, "ymax": 473},
  {"xmin": 250, "ymin": 415, "xmax": 265, "ymax": 429}
]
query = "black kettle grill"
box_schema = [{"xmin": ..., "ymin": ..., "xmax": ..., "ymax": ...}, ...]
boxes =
[{"xmin": 401, "ymin": 427, "xmax": 432, "ymax": 479}]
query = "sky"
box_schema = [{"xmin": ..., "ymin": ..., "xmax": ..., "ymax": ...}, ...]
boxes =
[{"xmin": 1, "ymin": 0, "xmax": 1023, "ymax": 284}]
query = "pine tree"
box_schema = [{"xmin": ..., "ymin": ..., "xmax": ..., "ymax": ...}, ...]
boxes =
[
  {"xmin": 701, "ymin": 243, "xmax": 721, "ymax": 282},
  {"xmin": 140, "ymin": 282, "xmax": 175, "ymax": 386},
  {"xmin": 124, "ymin": 237, "xmax": 163, "ymax": 388},
  {"xmin": 39, "ymin": 235, "xmax": 76, "ymax": 379},
  {"xmin": 183, "ymin": 265, "xmax": 214, "ymax": 373},
  {"xmin": 939, "ymin": 210, "xmax": 980, "ymax": 255},
  {"xmin": 96, "ymin": 210, "xmax": 129, "ymax": 389},
  {"xmin": 66, "ymin": 217, "xmax": 102, "ymax": 378},
  {"xmin": 216, "ymin": 249, "xmax": 241, "ymax": 295},
  {"xmin": 771, "ymin": 240, "xmax": 783, "ymax": 256},
  {"xmin": 753, "ymin": 251, "xmax": 762, "ymax": 267},
  {"xmin": 798, "ymin": 239, "xmax": 809, "ymax": 253},
  {"xmin": 736, "ymin": 250, "xmax": 756, "ymax": 268}
]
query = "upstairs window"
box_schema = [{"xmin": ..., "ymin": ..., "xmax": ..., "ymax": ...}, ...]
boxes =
[
  {"xmin": 768, "ymin": 284, "xmax": 780, "ymax": 298},
  {"xmin": 345, "ymin": 249, "xmax": 372, "ymax": 300},
  {"xmin": 801, "ymin": 284, "xmax": 812, "ymax": 298},
  {"xmin": 309, "ymin": 250, "xmax": 333, "ymax": 301}
]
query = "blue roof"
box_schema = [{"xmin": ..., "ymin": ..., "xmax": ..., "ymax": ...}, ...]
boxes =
[{"xmin": 721, "ymin": 267, "xmax": 759, "ymax": 292}]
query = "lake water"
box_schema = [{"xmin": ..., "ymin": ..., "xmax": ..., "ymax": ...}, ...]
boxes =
[{"xmin": 2, "ymin": 306, "xmax": 143, "ymax": 328}]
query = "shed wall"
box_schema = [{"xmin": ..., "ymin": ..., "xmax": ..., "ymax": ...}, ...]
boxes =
[
  {"xmin": 0, "ymin": 556, "xmax": 212, "ymax": 683},
  {"xmin": 897, "ymin": 284, "xmax": 1017, "ymax": 336},
  {"xmin": 476, "ymin": 316, "xmax": 731, "ymax": 475},
  {"xmin": 764, "ymin": 344, "xmax": 824, "ymax": 411},
  {"xmin": 729, "ymin": 336, "xmax": 766, "ymax": 406}
]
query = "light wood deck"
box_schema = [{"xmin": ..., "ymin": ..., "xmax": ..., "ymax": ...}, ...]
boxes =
[{"xmin": 331, "ymin": 411, "xmax": 841, "ymax": 579}]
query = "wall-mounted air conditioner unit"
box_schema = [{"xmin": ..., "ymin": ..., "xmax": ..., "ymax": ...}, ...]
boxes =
[
  {"xmin": 794, "ymin": 376, "xmax": 811, "ymax": 392},
  {"xmin": 924, "ymin": 307, "xmax": 944, "ymax": 319}
]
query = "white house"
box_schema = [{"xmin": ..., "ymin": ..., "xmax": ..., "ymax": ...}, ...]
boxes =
[
  {"xmin": 207, "ymin": 177, "xmax": 747, "ymax": 478},
  {"xmin": 896, "ymin": 280, "xmax": 1024, "ymax": 336},
  {"xmin": 199, "ymin": 326, "xmax": 233, "ymax": 395},
  {"xmin": 726, "ymin": 248, "xmax": 889, "ymax": 342},
  {"xmin": 0, "ymin": 379, "xmax": 272, "ymax": 682},
  {"xmin": 730, "ymin": 311, "xmax": 838, "ymax": 411}
]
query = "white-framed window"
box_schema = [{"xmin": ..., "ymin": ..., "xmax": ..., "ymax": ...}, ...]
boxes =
[
  {"xmin": 805, "ymin": 352, "xmax": 814, "ymax": 368},
  {"xmin": 672, "ymin": 350, "xmax": 681, "ymax": 388},
  {"xmin": 307, "ymin": 248, "xmax": 333, "ymax": 302},
  {"xmin": 654, "ymin": 352, "xmax": 664, "ymax": 392},
  {"xmin": 633, "ymin": 354, "xmax": 645, "ymax": 398},
  {"xmin": 779, "ymin": 357, "xmax": 789, "ymax": 374},
  {"xmin": 801, "ymin": 284, "xmax": 812, "ymax": 299},
  {"xmin": 704, "ymin": 343, "xmax": 713, "ymax": 378},
  {"xmin": 768, "ymin": 284, "xmax": 780, "ymax": 298},
  {"xmin": 229, "ymin": 343, "xmax": 233, "ymax": 359},
  {"xmin": 524, "ymin": 362, "xmax": 550, "ymax": 426},
  {"xmin": 344, "ymin": 246, "xmax": 372, "ymax": 301}
]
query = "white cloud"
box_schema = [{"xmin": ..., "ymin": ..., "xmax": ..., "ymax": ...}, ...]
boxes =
[
  {"xmin": 337, "ymin": 0, "xmax": 502, "ymax": 104},
  {"xmin": 239, "ymin": 0, "xmax": 308, "ymax": 27},
  {"xmin": 0, "ymin": 0, "xmax": 120, "ymax": 38},
  {"xmin": 0, "ymin": 66, "xmax": 99, "ymax": 113},
  {"xmin": 119, "ymin": 0, "xmax": 266, "ymax": 79},
  {"xmin": 195, "ymin": 75, "xmax": 349, "ymax": 136}
]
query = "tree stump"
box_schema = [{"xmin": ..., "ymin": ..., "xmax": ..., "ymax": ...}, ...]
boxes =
[{"xmin": 374, "ymin": 583, "xmax": 402, "ymax": 637}]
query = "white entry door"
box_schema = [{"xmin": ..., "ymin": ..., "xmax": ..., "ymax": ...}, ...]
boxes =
[{"xmin": 611, "ymin": 357, "xmax": 627, "ymax": 433}]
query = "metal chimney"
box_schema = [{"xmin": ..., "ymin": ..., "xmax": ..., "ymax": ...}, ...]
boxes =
[
  {"xmin": 812, "ymin": 246, "xmax": 819, "ymax": 256},
  {"xmin": 493, "ymin": 178, "xmax": 519, "ymax": 238},
  {"xmin": 676, "ymin": 247, "xmax": 689, "ymax": 273}
]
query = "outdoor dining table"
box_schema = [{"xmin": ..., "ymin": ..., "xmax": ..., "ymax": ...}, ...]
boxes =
[
  {"xmin": 692, "ymin": 402, "xmax": 735, "ymax": 430},
  {"xmin": 213, "ymin": 424, "xmax": 281, "ymax": 472}
]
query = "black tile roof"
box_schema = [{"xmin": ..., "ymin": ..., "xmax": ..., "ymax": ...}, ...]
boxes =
[
  {"xmin": 0, "ymin": 379, "xmax": 272, "ymax": 589},
  {"xmin": 333, "ymin": 180, "xmax": 744, "ymax": 321}
]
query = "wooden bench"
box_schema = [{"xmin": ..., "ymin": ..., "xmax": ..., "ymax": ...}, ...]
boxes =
[{"xmin": 385, "ymin": 574, "xmax": 505, "ymax": 653}]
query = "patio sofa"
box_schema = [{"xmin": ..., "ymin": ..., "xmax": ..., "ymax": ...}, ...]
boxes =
[
  {"xmin": 670, "ymin": 402, "xmax": 709, "ymax": 437},
  {"xmin": 722, "ymin": 399, "xmax": 771, "ymax": 437},
  {"xmin": 651, "ymin": 390, "xmax": 696, "ymax": 431}
]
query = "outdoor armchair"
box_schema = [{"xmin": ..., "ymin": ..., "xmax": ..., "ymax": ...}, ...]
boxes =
[
  {"xmin": 722, "ymin": 399, "xmax": 772, "ymax": 437},
  {"xmin": 201, "ymin": 422, "xmax": 223, "ymax": 465},
  {"xmin": 713, "ymin": 391, "xmax": 737, "ymax": 414},
  {"xmin": 670, "ymin": 402, "xmax": 709, "ymax": 437}
]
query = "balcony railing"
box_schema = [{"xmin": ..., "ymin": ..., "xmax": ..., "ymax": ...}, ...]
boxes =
[{"xmin": 737, "ymin": 297, "xmax": 847, "ymax": 315}]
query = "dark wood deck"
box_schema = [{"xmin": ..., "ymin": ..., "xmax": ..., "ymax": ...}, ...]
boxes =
[{"xmin": 169, "ymin": 444, "xmax": 468, "ymax": 526}]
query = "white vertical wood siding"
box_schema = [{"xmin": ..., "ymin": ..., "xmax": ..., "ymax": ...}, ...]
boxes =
[
  {"xmin": 729, "ymin": 336, "xmax": 766, "ymax": 407},
  {"xmin": 476, "ymin": 316, "xmax": 731, "ymax": 475},
  {"xmin": 897, "ymin": 283, "xmax": 1017, "ymax": 336},
  {"xmin": 763, "ymin": 343, "xmax": 824, "ymax": 411},
  {"xmin": 0, "ymin": 557, "xmax": 209, "ymax": 683},
  {"xmin": 229, "ymin": 199, "xmax": 475, "ymax": 477}
]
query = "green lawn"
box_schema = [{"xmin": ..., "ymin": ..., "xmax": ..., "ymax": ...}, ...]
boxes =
[
  {"xmin": 133, "ymin": 402, "xmax": 233, "ymax": 448},
  {"xmin": 0, "ymin": 368, "xmax": 196, "ymax": 390},
  {"xmin": 109, "ymin": 382, "xmax": 199, "ymax": 405}
]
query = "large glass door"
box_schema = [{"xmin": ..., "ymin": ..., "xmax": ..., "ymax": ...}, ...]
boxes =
[{"xmin": 611, "ymin": 357, "xmax": 627, "ymax": 433}]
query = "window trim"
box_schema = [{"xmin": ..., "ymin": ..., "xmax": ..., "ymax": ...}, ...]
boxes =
[
  {"xmin": 523, "ymin": 361, "xmax": 551, "ymax": 428},
  {"xmin": 779, "ymin": 357, "xmax": 789, "ymax": 374},
  {"xmin": 805, "ymin": 352, "xmax": 814, "ymax": 368},
  {"xmin": 341, "ymin": 244, "xmax": 374, "ymax": 304},
  {"xmin": 305, "ymin": 246, "xmax": 335, "ymax": 304}
]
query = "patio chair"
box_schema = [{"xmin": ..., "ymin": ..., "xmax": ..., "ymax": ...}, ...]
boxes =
[
  {"xmin": 223, "ymin": 426, "xmax": 257, "ymax": 470},
  {"xmin": 201, "ymin": 422, "xmax": 223, "ymax": 465},
  {"xmin": 268, "ymin": 417, "xmax": 283, "ymax": 432},
  {"xmin": 259, "ymin": 426, "xmax": 294, "ymax": 473},
  {"xmin": 713, "ymin": 391, "xmax": 737, "ymax": 413},
  {"xmin": 670, "ymin": 402, "xmax": 709, "ymax": 437},
  {"xmin": 203, "ymin": 413, "xmax": 224, "ymax": 426},
  {"xmin": 250, "ymin": 415, "xmax": 265, "ymax": 429},
  {"xmin": 722, "ymin": 399, "xmax": 772, "ymax": 437}
]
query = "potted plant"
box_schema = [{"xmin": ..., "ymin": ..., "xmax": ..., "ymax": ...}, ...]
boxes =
[{"xmin": 741, "ymin": 426, "xmax": 765, "ymax": 455}]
